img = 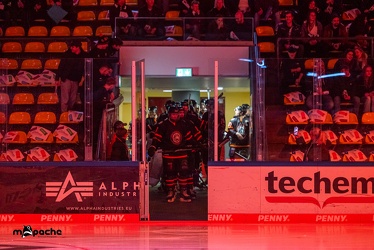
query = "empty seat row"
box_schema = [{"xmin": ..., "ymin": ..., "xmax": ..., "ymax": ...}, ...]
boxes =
[
  {"xmin": 4, "ymin": 25, "xmax": 112, "ymax": 37},
  {"xmin": 0, "ymin": 59, "xmax": 60, "ymax": 71},
  {"xmin": 2, "ymin": 42, "xmax": 69, "ymax": 53},
  {"xmin": 0, "ymin": 93, "xmax": 59, "ymax": 105},
  {"xmin": 0, "ymin": 111, "xmax": 79, "ymax": 125}
]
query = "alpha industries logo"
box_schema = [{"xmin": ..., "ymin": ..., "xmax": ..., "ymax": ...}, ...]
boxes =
[
  {"xmin": 208, "ymin": 214, "xmax": 233, "ymax": 221},
  {"xmin": 46, "ymin": 171, "xmax": 93, "ymax": 202},
  {"xmin": 265, "ymin": 171, "xmax": 374, "ymax": 208}
]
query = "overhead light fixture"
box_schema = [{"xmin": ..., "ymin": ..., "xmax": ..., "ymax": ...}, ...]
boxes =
[{"xmin": 163, "ymin": 90, "xmax": 172, "ymax": 92}]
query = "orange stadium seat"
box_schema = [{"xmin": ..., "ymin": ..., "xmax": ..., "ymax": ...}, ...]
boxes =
[
  {"xmin": 12, "ymin": 93, "xmax": 35, "ymax": 105},
  {"xmin": 258, "ymin": 42, "xmax": 275, "ymax": 53},
  {"xmin": 24, "ymin": 42, "xmax": 46, "ymax": 53},
  {"xmin": 78, "ymin": 0, "xmax": 98, "ymax": 6},
  {"xmin": 34, "ymin": 112, "xmax": 57, "ymax": 124},
  {"xmin": 21, "ymin": 59, "xmax": 43, "ymax": 70},
  {"xmin": 0, "ymin": 93, "xmax": 10, "ymax": 104},
  {"xmin": 77, "ymin": 11, "xmax": 96, "ymax": 21},
  {"xmin": 0, "ymin": 59, "xmax": 19, "ymax": 69},
  {"xmin": 37, "ymin": 93, "xmax": 59, "ymax": 104},
  {"xmin": 73, "ymin": 26, "xmax": 93, "ymax": 36},
  {"xmin": 2, "ymin": 42, "xmax": 22, "ymax": 53},
  {"xmin": 50, "ymin": 26, "xmax": 71, "ymax": 36},
  {"xmin": 44, "ymin": 59, "xmax": 61, "ymax": 70},
  {"xmin": 5, "ymin": 26, "xmax": 25, "ymax": 36},
  {"xmin": 95, "ymin": 26, "xmax": 112, "ymax": 36},
  {"xmin": 100, "ymin": 0, "xmax": 114, "ymax": 5},
  {"xmin": 28, "ymin": 26, "xmax": 48, "ymax": 36},
  {"xmin": 279, "ymin": 0, "xmax": 294, "ymax": 6},
  {"xmin": 361, "ymin": 112, "xmax": 374, "ymax": 124},
  {"xmin": 47, "ymin": 42, "xmax": 68, "ymax": 53},
  {"xmin": 98, "ymin": 10, "xmax": 109, "ymax": 21},
  {"xmin": 165, "ymin": 10, "xmax": 181, "ymax": 20},
  {"xmin": 9, "ymin": 112, "xmax": 32, "ymax": 124},
  {"xmin": 0, "ymin": 112, "xmax": 6, "ymax": 124},
  {"xmin": 327, "ymin": 58, "xmax": 338, "ymax": 70},
  {"xmin": 255, "ymin": 26, "xmax": 275, "ymax": 37},
  {"xmin": 3, "ymin": 131, "xmax": 28, "ymax": 144}
]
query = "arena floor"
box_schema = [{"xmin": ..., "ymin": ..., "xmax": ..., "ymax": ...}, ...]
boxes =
[{"xmin": 2, "ymin": 222, "xmax": 374, "ymax": 249}]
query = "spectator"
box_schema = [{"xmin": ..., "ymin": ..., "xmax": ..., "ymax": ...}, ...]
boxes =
[
  {"xmin": 90, "ymin": 35, "xmax": 110, "ymax": 58},
  {"xmin": 227, "ymin": 0, "xmax": 255, "ymax": 17},
  {"xmin": 305, "ymin": 60, "xmax": 334, "ymax": 113},
  {"xmin": 354, "ymin": 46, "xmax": 370, "ymax": 76},
  {"xmin": 107, "ymin": 37, "xmax": 123, "ymax": 57},
  {"xmin": 109, "ymin": 0, "xmax": 135, "ymax": 39},
  {"xmin": 229, "ymin": 10, "xmax": 253, "ymax": 41},
  {"xmin": 93, "ymin": 63, "xmax": 113, "ymax": 92},
  {"xmin": 207, "ymin": 0, "xmax": 231, "ymax": 17},
  {"xmin": 348, "ymin": 13, "xmax": 370, "ymax": 38},
  {"xmin": 110, "ymin": 122, "xmax": 130, "ymax": 161},
  {"xmin": 333, "ymin": 49, "xmax": 360, "ymax": 78},
  {"xmin": 280, "ymin": 47, "xmax": 305, "ymax": 95},
  {"xmin": 319, "ymin": 0, "xmax": 342, "ymax": 26},
  {"xmin": 298, "ymin": 0, "xmax": 321, "ymax": 24},
  {"xmin": 305, "ymin": 127, "xmax": 331, "ymax": 161},
  {"xmin": 55, "ymin": 40, "xmax": 88, "ymax": 113},
  {"xmin": 361, "ymin": 0, "xmax": 374, "ymax": 20},
  {"xmin": 254, "ymin": 0, "xmax": 280, "ymax": 29},
  {"xmin": 301, "ymin": 10, "xmax": 324, "ymax": 57},
  {"xmin": 206, "ymin": 15, "xmax": 229, "ymax": 40},
  {"xmin": 276, "ymin": 10, "xmax": 303, "ymax": 57},
  {"xmin": 331, "ymin": 65, "xmax": 360, "ymax": 116},
  {"xmin": 354, "ymin": 65, "xmax": 374, "ymax": 113},
  {"xmin": 184, "ymin": 0, "xmax": 205, "ymax": 40},
  {"xmin": 322, "ymin": 13, "xmax": 348, "ymax": 55},
  {"xmin": 137, "ymin": 0, "xmax": 165, "ymax": 38}
]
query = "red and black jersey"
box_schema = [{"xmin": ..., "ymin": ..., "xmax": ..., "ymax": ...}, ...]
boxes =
[{"xmin": 151, "ymin": 118, "xmax": 194, "ymax": 155}]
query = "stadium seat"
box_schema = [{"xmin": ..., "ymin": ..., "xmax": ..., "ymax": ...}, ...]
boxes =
[
  {"xmin": 34, "ymin": 112, "xmax": 57, "ymax": 124},
  {"xmin": 0, "ymin": 93, "xmax": 11, "ymax": 104},
  {"xmin": 78, "ymin": 0, "xmax": 98, "ymax": 6},
  {"xmin": 95, "ymin": 26, "xmax": 112, "ymax": 36},
  {"xmin": 0, "ymin": 59, "xmax": 18, "ymax": 69},
  {"xmin": 338, "ymin": 130, "xmax": 363, "ymax": 145},
  {"xmin": 3, "ymin": 131, "xmax": 28, "ymax": 144},
  {"xmin": 73, "ymin": 26, "xmax": 93, "ymax": 36},
  {"xmin": 28, "ymin": 26, "xmax": 48, "ymax": 36},
  {"xmin": 12, "ymin": 93, "xmax": 35, "ymax": 105},
  {"xmin": 21, "ymin": 59, "xmax": 43, "ymax": 70},
  {"xmin": 50, "ymin": 26, "xmax": 71, "ymax": 36},
  {"xmin": 9, "ymin": 112, "xmax": 32, "ymax": 124},
  {"xmin": 125, "ymin": 0, "xmax": 137, "ymax": 5},
  {"xmin": 44, "ymin": 59, "xmax": 61, "ymax": 70},
  {"xmin": 362, "ymin": 112, "xmax": 374, "ymax": 124},
  {"xmin": 165, "ymin": 10, "xmax": 180, "ymax": 20},
  {"xmin": 2, "ymin": 42, "xmax": 22, "ymax": 53},
  {"xmin": 283, "ymin": 96, "xmax": 304, "ymax": 106},
  {"xmin": 5, "ymin": 26, "xmax": 25, "ymax": 36},
  {"xmin": 98, "ymin": 10, "xmax": 109, "ymax": 20},
  {"xmin": 258, "ymin": 42, "xmax": 275, "ymax": 53},
  {"xmin": 334, "ymin": 112, "xmax": 358, "ymax": 125},
  {"xmin": 166, "ymin": 25, "xmax": 183, "ymax": 37},
  {"xmin": 327, "ymin": 58, "xmax": 338, "ymax": 70},
  {"xmin": 279, "ymin": 0, "xmax": 294, "ymax": 6},
  {"xmin": 37, "ymin": 93, "xmax": 59, "ymax": 104},
  {"xmin": 55, "ymin": 134, "xmax": 79, "ymax": 144},
  {"xmin": 304, "ymin": 59, "xmax": 314, "ymax": 70},
  {"xmin": 77, "ymin": 11, "xmax": 96, "ymax": 21},
  {"xmin": 0, "ymin": 112, "xmax": 6, "ymax": 124},
  {"xmin": 255, "ymin": 26, "xmax": 275, "ymax": 36},
  {"xmin": 59, "ymin": 112, "xmax": 80, "ymax": 124},
  {"xmin": 47, "ymin": 41, "xmax": 68, "ymax": 53},
  {"xmin": 24, "ymin": 42, "xmax": 46, "ymax": 53},
  {"xmin": 100, "ymin": 0, "xmax": 114, "ymax": 5},
  {"xmin": 309, "ymin": 113, "xmax": 333, "ymax": 125},
  {"xmin": 28, "ymin": 132, "xmax": 54, "ymax": 144}
]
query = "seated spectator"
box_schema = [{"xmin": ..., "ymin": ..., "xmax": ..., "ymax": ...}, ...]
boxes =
[
  {"xmin": 207, "ymin": 0, "xmax": 231, "ymax": 17},
  {"xmin": 331, "ymin": 65, "xmax": 360, "ymax": 116},
  {"xmin": 305, "ymin": 60, "xmax": 334, "ymax": 113},
  {"xmin": 137, "ymin": 0, "xmax": 165, "ymax": 38},
  {"xmin": 301, "ymin": 10, "xmax": 324, "ymax": 57},
  {"xmin": 184, "ymin": 0, "xmax": 205, "ymax": 40},
  {"xmin": 354, "ymin": 46, "xmax": 371, "ymax": 76},
  {"xmin": 93, "ymin": 63, "xmax": 113, "ymax": 92},
  {"xmin": 298, "ymin": 0, "xmax": 321, "ymax": 25},
  {"xmin": 334, "ymin": 49, "xmax": 360, "ymax": 78},
  {"xmin": 280, "ymin": 47, "xmax": 305, "ymax": 95},
  {"xmin": 90, "ymin": 35, "xmax": 110, "ymax": 58},
  {"xmin": 226, "ymin": 0, "xmax": 255, "ymax": 18},
  {"xmin": 206, "ymin": 15, "xmax": 229, "ymax": 40},
  {"xmin": 110, "ymin": 0, "xmax": 136, "ymax": 39},
  {"xmin": 107, "ymin": 37, "xmax": 123, "ymax": 57},
  {"xmin": 229, "ymin": 10, "xmax": 252, "ymax": 41},
  {"xmin": 354, "ymin": 65, "xmax": 374, "ymax": 113},
  {"xmin": 319, "ymin": 0, "xmax": 342, "ymax": 26},
  {"xmin": 254, "ymin": 0, "xmax": 280, "ymax": 28},
  {"xmin": 322, "ymin": 13, "xmax": 349, "ymax": 55},
  {"xmin": 276, "ymin": 10, "xmax": 303, "ymax": 57}
]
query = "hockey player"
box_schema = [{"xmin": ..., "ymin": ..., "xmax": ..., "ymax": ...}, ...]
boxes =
[
  {"xmin": 148, "ymin": 106, "xmax": 199, "ymax": 203},
  {"xmin": 227, "ymin": 105, "xmax": 251, "ymax": 160}
]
